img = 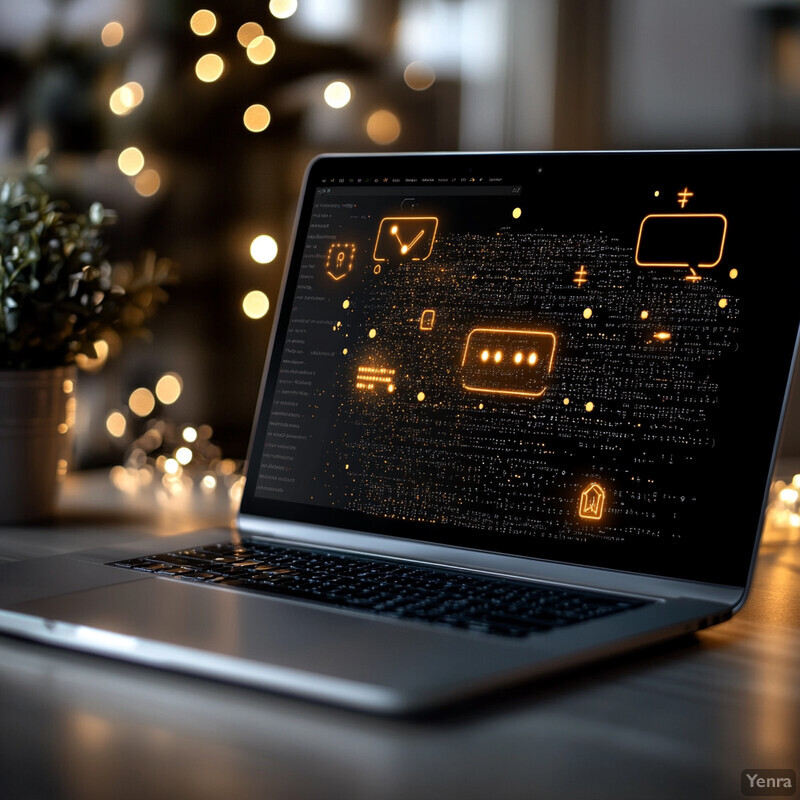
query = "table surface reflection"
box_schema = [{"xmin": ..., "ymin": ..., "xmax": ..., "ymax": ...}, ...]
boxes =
[{"xmin": 0, "ymin": 471, "xmax": 798, "ymax": 800}]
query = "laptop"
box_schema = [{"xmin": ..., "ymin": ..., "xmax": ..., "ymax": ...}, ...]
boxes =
[{"xmin": 1, "ymin": 149, "xmax": 798, "ymax": 714}]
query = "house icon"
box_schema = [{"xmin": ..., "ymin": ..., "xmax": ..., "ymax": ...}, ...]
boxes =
[{"xmin": 579, "ymin": 482, "xmax": 606, "ymax": 521}]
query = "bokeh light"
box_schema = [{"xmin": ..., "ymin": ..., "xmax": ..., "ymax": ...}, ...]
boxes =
[
  {"xmin": 134, "ymin": 168, "xmax": 161, "ymax": 197},
  {"xmin": 118, "ymin": 147, "xmax": 144, "ymax": 176},
  {"xmin": 106, "ymin": 411, "xmax": 127, "ymax": 438},
  {"xmin": 195, "ymin": 53, "xmax": 224, "ymax": 82},
  {"xmin": 250, "ymin": 234, "xmax": 278, "ymax": 263},
  {"xmin": 242, "ymin": 290, "xmax": 270, "ymax": 319},
  {"xmin": 269, "ymin": 0, "xmax": 298, "ymax": 19},
  {"xmin": 109, "ymin": 82, "xmax": 144, "ymax": 116},
  {"xmin": 129, "ymin": 387, "xmax": 156, "ymax": 417},
  {"xmin": 324, "ymin": 81, "xmax": 352, "ymax": 109},
  {"xmin": 237, "ymin": 22, "xmax": 264, "ymax": 47},
  {"xmin": 246, "ymin": 35, "xmax": 276, "ymax": 65},
  {"xmin": 155, "ymin": 373, "xmax": 183, "ymax": 405},
  {"xmin": 243, "ymin": 104, "xmax": 271, "ymax": 132},
  {"xmin": 190, "ymin": 10, "xmax": 217, "ymax": 36},
  {"xmin": 366, "ymin": 110, "xmax": 401, "ymax": 145},
  {"xmin": 101, "ymin": 21, "xmax": 124, "ymax": 47},
  {"xmin": 403, "ymin": 61, "xmax": 435, "ymax": 91}
]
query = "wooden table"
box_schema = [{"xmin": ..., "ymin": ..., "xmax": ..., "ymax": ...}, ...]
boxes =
[{"xmin": 0, "ymin": 471, "xmax": 798, "ymax": 800}]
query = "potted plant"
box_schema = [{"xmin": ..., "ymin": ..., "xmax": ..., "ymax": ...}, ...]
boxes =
[{"xmin": 0, "ymin": 155, "xmax": 172, "ymax": 522}]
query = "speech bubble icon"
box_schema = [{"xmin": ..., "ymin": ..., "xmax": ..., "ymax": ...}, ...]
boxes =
[
  {"xmin": 635, "ymin": 213, "xmax": 727, "ymax": 270},
  {"xmin": 461, "ymin": 328, "xmax": 556, "ymax": 399}
]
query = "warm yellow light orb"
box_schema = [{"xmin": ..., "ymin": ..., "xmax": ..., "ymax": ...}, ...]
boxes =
[
  {"xmin": 250, "ymin": 234, "xmax": 278, "ymax": 264},
  {"xmin": 190, "ymin": 9, "xmax": 217, "ymax": 36},
  {"xmin": 182, "ymin": 426, "xmax": 198, "ymax": 443},
  {"xmin": 243, "ymin": 104, "xmax": 271, "ymax": 132},
  {"xmin": 101, "ymin": 21, "xmax": 124, "ymax": 47},
  {"xmin": 242, "ymin": 290, "xmax": 270, "ymax": 319},
  {"xmin": 134, "ymin": 169, "xmax": 161, "ymax": 197},
  {"xmin": 403, "ymin": 61, "xmax": 435, "ymax": 91},
  {"xmin": 118, "ymin": 147, "xmax": 144, "ymax": 176},
  {"xmin": 324, "ymin": 81, "xmax": 351, "ymax": 109},
  {"xmin": 366, "ymin": 110, "xmax": 401, "ymax": 145},
  {"xmin": 247, "ymin": 35, "xmax": 276, "ymax": 65},
  {"xmin": 269, "ymin": 0, "xmax": 297, "ymax": 19},
  {"xmin": 106, "ymin": 411, "xmax": 127, "ymax": 438},
  {"xmin": 155, "ymin": 373, "xmax": 183, "ymax": 405},
  {"xmin": 512, "ymin": 207, "xmax": 522, "ymax": 219},
  {"xmin": 129, "ymin": 387, "xmax": 155, "ymax": 417},
  {"xmin": 195, "ymin": 53, "xmax": 224, "ymax": 82},
  {"xmin": 175, "ymin": 446, "xmax": 193, "ymax": 465}
]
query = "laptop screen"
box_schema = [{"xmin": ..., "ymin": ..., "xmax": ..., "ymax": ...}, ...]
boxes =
[{"xmin": 241, "ymin": 151, "xmax": 800, "ymax": 587}]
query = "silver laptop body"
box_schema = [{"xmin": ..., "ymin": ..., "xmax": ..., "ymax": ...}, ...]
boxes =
[{"xmin": 0, "ymin": 150, "xmax": 796, "ymax": 714}]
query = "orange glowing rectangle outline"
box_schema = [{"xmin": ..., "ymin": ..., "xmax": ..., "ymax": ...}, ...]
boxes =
[
  {"xmin": 461, "ymin": 327, "xmax": 556, "ymax": 399},
  {"xmin": 373, "ymin": 217, "xmax": 439, "ymax": 262},
  {"xmin": 635, "ymin": 213, "xmax": 727, "ymax": 269}
]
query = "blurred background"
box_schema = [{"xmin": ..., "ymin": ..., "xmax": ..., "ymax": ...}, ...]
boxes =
[{"xmin": 2, "ymin": 0, "xmax": 800, "ymax": 471}]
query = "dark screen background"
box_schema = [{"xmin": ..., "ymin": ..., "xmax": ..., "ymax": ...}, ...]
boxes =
[{"xmin": 242, "ymin": 151, "xmax": 800, "ymax": 587}]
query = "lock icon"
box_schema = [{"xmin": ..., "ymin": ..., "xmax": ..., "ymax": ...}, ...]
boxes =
[{"xmin": 325, "ymin": 242, "xmax": 356, "ymax": 281}]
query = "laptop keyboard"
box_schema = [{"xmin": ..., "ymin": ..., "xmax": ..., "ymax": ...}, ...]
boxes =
[{"xmin": 110, "ymin": 540, "xmax": 651, "ymax": 639}]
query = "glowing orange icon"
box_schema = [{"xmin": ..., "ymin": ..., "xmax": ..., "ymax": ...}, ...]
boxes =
[
  {"xmin": 356, "ymin": 365, "xmax": 396, "ymax": 393},
  {"xmin": 420, "ymin": 309, "xmax": 436, "ymax": 331},
  {"xmin": 677, "ymin": 187, "xmax": 694, "ymax": 208},
  {"xmin": 461, "ymin": 328, "xmax": 556, "ymax": 399},
  {"xmin": 573, "ymin": 265, "xmax": 588, "ymax": 287},
  {"xmin": 373, "ymin": 217, "xmax": 438, "ymax": 262},
  {"xmin": 325, "ymin": 243, "xmax": 356, "ymax": 281},
  {"xmin": 579, "ymin": 482, "xmax": 606, "ymax": 521},
  {"xmin": 635, "ymin": 214, "xmax": 727, "ymax": 275}
]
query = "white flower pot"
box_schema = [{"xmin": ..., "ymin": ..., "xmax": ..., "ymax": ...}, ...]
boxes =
[{"xmin": 0, "ymin": 366, "xmax": 76, "ymax": 523}]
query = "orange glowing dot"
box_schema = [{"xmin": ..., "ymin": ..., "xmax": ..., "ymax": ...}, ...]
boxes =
[
  {"xmin": 342, "ymin": 348, "xmax": 348, "ymax": 355},
  {"xmin": 195, "ymin": 53, "xmax": 224, "ymax": 82},
  {"xmin": 342, "ymin": 300, "xmax": 350, "ymax": 309},
  {"xmin": 247, "ymin": 35, "xmax": 276, "ymax": 65},
  {"xmin": 101, "ymin": 21, "xmax": 124, "ymax": 47},
  {"xmin": 480, "ymin": 349, "xmax": 490, "ymax": 362},
  {"xmin": 654, "ymin": 190, "xmax": 660, "ymax": 197},
  {"xmin": 585, "ymin": 401, "xmax": 595, "ymax": 412},
  {"xmin": 237, "ymin": 22, "xmax": 264, "ymax": 47},
  {"xmin": 583, "ymin": 308, "xmax": 592, "ymax": 319},
  {"xmin": 514, "ymin": 352, "xmax": 523, "ymax": 364},
  {"xmin": 368, "ymin": 328, "xmax": 377, "ymax": 339},
  {"xmin": 190, "ymin": 9, "xmax": 217, "ymax": 36},
  {"xmin": 729, "ymin": 268, "xmax": 738, "ymax": 279},
  {"xmin": 417, "ymin": 391, "xmax": 425, "ymax": 401},
  {"xmin": 243, "ymin": 104, "xmax": 271, "ymax": 132},
  {"xmin": 388, "ymin": 384, "xmax": 395, "ymax": 393},
  {"xmin": 512, "ymin": 207, "xmax": 522, "ymax": 219},
  {"xmin": 366, "ymin": 110, "xmax": 401, "ymax": 145},
  {"xmin": 528, "ymin": 352, "xmax": 538, "ymax": 366},
  {"xmin": 718, "ymin": 298, "xmax": 728, "ymax": 308},
  {"xmin": 641, "ymin": 310, "xmax": 649, "ymax": 320},
  {"xmin": 654, "ymin": 331, "xmax": 672, "ymax": 341},
  {"xmin": 493, "ymin": 350, "xmax": 503, "ymax": 363},
  {"xmin": 563, "ymin": 397, "xmax": 570, "ymax": 405}
]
